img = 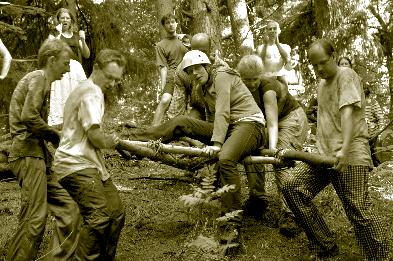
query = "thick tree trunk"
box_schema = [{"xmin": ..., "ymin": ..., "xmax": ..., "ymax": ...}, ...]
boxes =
[
  {"xmin": 156, "ymin": 0, "xmax": 175, "ymax": 39},
  {"xmin": 387, "ymin": 57, "xmax": 393, "ymax": 117},
  {"xmin": 63, "ymin": 0, "xmax": 77, "ymax": 20},
  {"xmin": 227, "ymin": 0, "xmax": 254, "ymax": 56},
  {"xmin": 189, "ymin": 0, "xmax": 222, "ymax": 53}
]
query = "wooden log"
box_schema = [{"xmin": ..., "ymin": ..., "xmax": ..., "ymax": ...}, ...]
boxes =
[
  {"xmin": 119, "ymin": 140, "xmax": 281, "ymax": 165},
  {"xmin": 119, "ymin": 140, "xmax": 338, "ymax": 167},
  {"xmin": 117, "ymin": 140, "xmax": 214, "ymax": 170}
]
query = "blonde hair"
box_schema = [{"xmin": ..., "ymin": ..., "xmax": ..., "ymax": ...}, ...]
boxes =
[{"xmin": 237, "ymin": 55, "xmax": 264, "ymax": 78}]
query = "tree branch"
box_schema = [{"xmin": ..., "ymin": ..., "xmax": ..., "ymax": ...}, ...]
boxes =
[
  {"xmin": 219, "ymin": 5, "xmax": 227, "ymax": 12},
  {"xmin": 221, "ymin": 33, "xmax": 232, "ymax": 40},
  {"xmin": 366, "ymin": 25, "xmax": 393, "ymax": 35},
  {"xmin": 368, "ymin": 5, "xmax": 388, "ymax": 31}
]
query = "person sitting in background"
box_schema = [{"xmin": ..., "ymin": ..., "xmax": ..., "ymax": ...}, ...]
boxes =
[
  {"xmin": 7, "ymin": 38, "xmax": 79, "ymax": 261},
  {"xmin": 364, "ymin": 84, "xmax": 384, "ymax": 166},
  {"xmin": 256, "ymin": 20, "xmax": 292, "ymax": 90},
  {"xmin": 237, "ymin": 55, "xmax": 308, "ymax": 237},
  {"xmin": 0, "ymin": 38, "xmax": 12, "ymax": 79},
  {"xmin": 152, "ymin": 13, "xmax": 189, "ymax": 126},
  {"xmin": 48, "ymin": 8, "xmax": 90, "ymax": 126}
]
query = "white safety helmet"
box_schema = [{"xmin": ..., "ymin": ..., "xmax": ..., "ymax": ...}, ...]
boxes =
[{"xmin": 182, "ymin": 50, "xmax": 211, "ymax": 72}]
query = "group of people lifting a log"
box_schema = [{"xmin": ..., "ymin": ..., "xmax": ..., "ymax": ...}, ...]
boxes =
[{"xmin": 4, "ymin": 9, "xmax": 391, "ymax": 261}]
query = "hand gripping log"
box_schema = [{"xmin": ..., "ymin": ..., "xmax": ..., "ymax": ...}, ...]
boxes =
[{"xmin": 117, "ymin": 140, "xmax": 338, "ymax": 168}]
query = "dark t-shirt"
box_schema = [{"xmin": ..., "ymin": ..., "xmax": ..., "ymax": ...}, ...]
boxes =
[
  {"xmin": 156, "ymin": 36, "xmax": 188, "ymax": 71},
  {"xmin": 59, "ymin": 33, "xmax": 81, "ymax": 63},
  {"xmin": 251, "ymin": 77, "xmax": 299, "ymax": 120}
]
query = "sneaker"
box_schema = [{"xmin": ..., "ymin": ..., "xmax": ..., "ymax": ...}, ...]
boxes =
[
  {"xmin": 278, "ymin": 212, "xmax": 302, "ymax": 237},
  {"xmin": 299, "ymin": 244, "xmax": 339, "ymax": 261}
]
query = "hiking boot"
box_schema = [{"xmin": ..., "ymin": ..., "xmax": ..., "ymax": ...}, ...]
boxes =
[
  {"xmin": 242, "ymin": 194, "xmax": 271, "ymax": 219},
  {"xmin": 299, "ymin": 244, "xmax": 339, "ymax": 261},
  {"xmin": 278, "ymin": 211, "xmax": 302, "ymax": 238}
]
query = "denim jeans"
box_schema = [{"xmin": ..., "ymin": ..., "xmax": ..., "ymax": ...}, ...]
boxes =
[
  {"xmin": 59, "ymin": 168, "xmax": 125, "ymax": 261},
  {"xmin": 130, "ymin": 115, "xmax": 265, "ymax": 225}
]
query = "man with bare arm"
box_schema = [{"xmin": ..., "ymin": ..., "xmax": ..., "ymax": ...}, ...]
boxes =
[
  {"xmin": 152, "ymin": 13, "xmax": 188, "ymax": 126},
  {"xmin": 256, "ymin": 20, "xmax": 292, "ymax": 89}
]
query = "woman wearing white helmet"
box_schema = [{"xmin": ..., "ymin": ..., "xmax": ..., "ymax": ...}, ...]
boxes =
[{"xmin": 128, "ymin": 50, "xmax": 266, "ymax": 238}]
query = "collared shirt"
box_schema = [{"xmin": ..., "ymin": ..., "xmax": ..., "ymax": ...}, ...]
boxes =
[
  {"xmin": 8, "ymin": 70, "xmax": 55, "ymax": 166},
  {"xmin": 317, "ymin": 67, "xmax": 372, "ymax": 166},
  {"xmin": 53, "ymin": 79, "xmax": 109, "ymax": 181}
]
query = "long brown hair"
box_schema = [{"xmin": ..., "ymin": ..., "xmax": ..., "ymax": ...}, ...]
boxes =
[{"xmin": 55, "ymin": 8, "xmax": 77, "ymax": 32}]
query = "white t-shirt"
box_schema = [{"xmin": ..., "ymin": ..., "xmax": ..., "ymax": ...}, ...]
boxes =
[{"xmin": 53, "ymin": 79, "xmax": 110, "ymax": 181}]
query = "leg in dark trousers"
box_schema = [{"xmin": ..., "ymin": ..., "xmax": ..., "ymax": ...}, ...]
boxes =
[
  {"xmin": 130, "ymin": 115, "xmax": 214, "ymax": 144},
  {"xmin": 219, "ymin": 121, "xmax": 264, "ymax": 225},
  {"xmin": 59, "ymin": 168, "xmax": 125, "ymax": 261}
]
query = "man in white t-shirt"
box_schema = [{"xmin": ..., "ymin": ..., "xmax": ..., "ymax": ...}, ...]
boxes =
[
  {"xmin": 256, "ymin": 20, "xmax": 292, "ymax": 89},
  {"xmin": 53, "ymin": 49, "xmax": 126, "ymax": 260}
]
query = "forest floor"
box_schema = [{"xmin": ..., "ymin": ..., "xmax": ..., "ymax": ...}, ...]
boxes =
[{"xmin": 1, "ymin": 120, "xmax": 393, "ymax": 260}]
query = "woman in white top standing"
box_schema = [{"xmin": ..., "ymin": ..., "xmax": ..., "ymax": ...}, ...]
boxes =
[{"xmin": 48, "ymin": 8, "xmax": 90, "ymax": 126}]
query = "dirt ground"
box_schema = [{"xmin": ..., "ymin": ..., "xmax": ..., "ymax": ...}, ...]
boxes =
[{"xmin": 3, "ymin": 148, "xmax": 393, "ymax": 261}]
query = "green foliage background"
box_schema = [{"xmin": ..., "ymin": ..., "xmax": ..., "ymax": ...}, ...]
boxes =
[{"xmin": 0, "ymin": 0, "xmax": 393, "ymax": 134}]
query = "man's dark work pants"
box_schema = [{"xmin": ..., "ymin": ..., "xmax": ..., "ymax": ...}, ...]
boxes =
[{"xmin": 60, "ymin": 168, "xmax": 125, "ymax": 261}]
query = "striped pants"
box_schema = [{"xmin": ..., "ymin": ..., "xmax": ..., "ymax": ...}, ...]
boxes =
[{"xmin": 283, "ymin": 162, "xmax": 390, "ymax": 260}]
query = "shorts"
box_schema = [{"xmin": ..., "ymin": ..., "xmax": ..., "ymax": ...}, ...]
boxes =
[{"xmin": 163, "ymin": 69, "xmax": 176, "ymax": 95}]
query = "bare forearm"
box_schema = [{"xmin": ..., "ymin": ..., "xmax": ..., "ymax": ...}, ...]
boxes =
[
  {"xmin": 0, "ymin": 53, "xmax": 11, "ymax": 79},
  {"xmin": 87, "ymin": 126, "xmax": 117, "ymax": 149},
  {"xmin": 261, "ymin": 44, "xmax": 267, "ymax": 64},
  {"xmin": 276, "ymin": 43, "xmax": 290, "ymax": 63},
  {"xmin": 341, "ymin": 106, "xmax": 354, "ymax": 153},
  {"xmin": 80, "ymin": 40, "xmax": 90, "ymax": 58},
  {"xmin": 268, "ymin": 125, "xmax": 278, "ymax": 149}
]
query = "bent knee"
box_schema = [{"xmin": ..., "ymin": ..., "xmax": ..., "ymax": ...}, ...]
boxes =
[
  {"xmin": 282, "ymin": 177, "xmax": 300, "ymax": 196},
  {"xmin": 218, "ymin": 158, "xmax": 238, "ymax": 172}
]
